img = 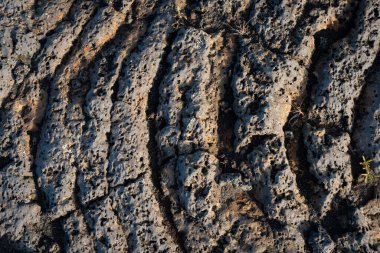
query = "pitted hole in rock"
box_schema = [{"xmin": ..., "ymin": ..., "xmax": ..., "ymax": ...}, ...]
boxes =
[
  {"xmin": 267, "ymin": 218, "xmax": 286, "ymax": 231},
  {"xmin": 300, "ymin": 221, "xmax": 319, "ymax": 252},
  {"xmin": 241, "ymin": 134, "xmax": 277, "ymax": 157},
  {"xmin": 351, "ymin": 152, "xmax": 365, "ymax": 184},
  {"xmin": 37, "ymin": 235, "xmax": 60, "ymax": 253},
  {"xmin": 0, "ymin": 236, "xmax": 31, "ymax": 253},
  {"xmin": 284, "ymin": 116, "xmax": 321, "ymax": 210},
  {"xmin": 322, "ymin": 197, "xmax": 358, "ymax": 241},
  {"xmin": 49, "ymin": 218, "xmax": 66, "ymax": 251},
  {"xmin": 0, "ymin": 156, "xmax": 13, "ymax": 172},
  {"xmin": 112, "ymin": 0, "xmax": 123, "ymax": 11},
  {"xmin": 246, "ymin": 95, "xmax": 267, "ymax": 115}
]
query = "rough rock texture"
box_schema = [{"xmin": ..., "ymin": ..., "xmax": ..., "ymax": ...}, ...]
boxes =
[{"xmin": 0, "ymin": 0, "xmax": 379, "ymax": 252}]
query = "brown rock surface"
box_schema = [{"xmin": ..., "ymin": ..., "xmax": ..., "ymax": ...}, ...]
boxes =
[{"xmin": 0, "ymin": 0, "xmax": 379, "ymax": 252}]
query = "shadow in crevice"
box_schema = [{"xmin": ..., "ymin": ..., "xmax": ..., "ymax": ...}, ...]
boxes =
[
  {"xmin": 322, "ymin": 197, "xmax": 358, "ymax": 241},
  {"xmin": 0, "ymin": 156, "xmax": 13, "ymax": 172},
  {"xmin": 0, "ymin": 236, "xmax": 34, "ymax": 253}
]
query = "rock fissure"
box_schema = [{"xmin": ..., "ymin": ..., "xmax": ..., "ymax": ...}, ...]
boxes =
[
  {"xmin": 147, "ymin": 28, "xmax": 188, "ymax": 253},
  {"xmin": 1, "ymin": 0, "xmax": 379, "ymax": 252}
]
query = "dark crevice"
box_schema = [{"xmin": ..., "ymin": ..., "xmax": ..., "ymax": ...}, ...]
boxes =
[
  {"xmin": 32, "ymin": 0, "xmax": 80, "ymax": 72},
  {"xmin": 106, "ymin": 0, "xmax": 142, "ymax": 107},
  {"xmin": 210, "ymin": 220, "xmax": 239, "ymax": 253},
  {"xmin": 177, "ymin": 84, "xmax": 192, "ymax": 151},
  {"xmin": 111, "ymin": 0, "xmax": 123, "ymax": 11},
  {"xmin": 78, "ymin": 18, "xmax": 141, "ymax": 141},
  {"xmin": 352, "ymin": 184, "xmax": 378, "ymax": 208},
  {"xmin": 178, "ymin": 0, "xmax": 256, "ymax": 36},
  {"xmin": 73, "ymin": 167, "xmax": 93, "ymax": 236},
  {"xmin": 290, "ymin": 127, "xmax": 323, "ymax": 211},
  {"xmin": 283, "ymin": 0, "xmax": 361, "ymax": 212},
  {"xmin": 33, "ymin": 0, "xmax": 44, "ymax": 16},
  {"xmin": 49, "ymin": 218, "xmax": 66, "ymax": 253},
  {"xmin": 82, "ymin": 194, "xmax": 109, "ymax": 209},
  {"xmin": 126, "ymin": 231, "xmax": 137, "ymax": 253},
  {"xmin": 350, "ymin": 53, "xmax": 380, "ymax": 185},
  {"xmin": 321, "ymin": 197, "xmax": 358, "ymax": 241},
  {"xmin": 286, "ymin": 1, "xmax": 330, "ymax": 54},
  {"xmin": 300, "ymin": 221, "xmax": 319, "ymax": 253},
  {"xmin": 0, "ymin": 156, "xmax": 13, "ymax": 172},
  {"xmin": 283, "ymin": 95, "xmax": 321, "ymax": 210},
  {"xmin": 29, "ymin": 124, "xmax": 49, "ymax": 212},
  {"xmin": 0, "ymin": 236, "xmax": 33, "ymax": 253},
  {"xmin": 69, "ymin": 71, "xmax": 91, "ymax": 136},
  {"xmin": 217, "ymin": 35, "xmax": 239, "ymax": 175},
  {"xmin": 63, "ymin": 2, "xmax": 135, "ymax": 122},
  {"xmin": 29, "ymin": 4, "xmax": 103, "ymax": 214},
  {"xmin": 258, "ymin": 32, "xmax": 291, "ymax": 55},
  {"xmin": 267, "ymin": 218, "xmax": 287, "ymax": 232},
  {"xmin": 10, "ymin": 27, "xmax": 17, "ymax": 55},
  {"xmin": 130, "ymin": 0, "xmax": 138, "ymax": 22},
  {"xmin": 108, "ymin": 172, "xmax": 146, "ymax": 191},
  {"xmin": 147, "ymin": 28, "xmax": 188, "ymax": 253},
  {"xmin": 303, "ymin": 0, "xmax": 361, "ymax": 128},
  {"xmin": 46, "ymin": 3, "xmax": 104, "ymax": 82},
  {"xmin": 106, "ymin": 0, "xmax": 162, "ymax": 183},
  {"xmin": 0, "ymin": 0, "xmax": 96, "ymax": 111},
  {"xmin": 180, "ymin": 0, "xmax": 203, "ymax": 31},
  {"xmin": 216, "ymin": 31, "xmax": 275, "ymax": 179}
]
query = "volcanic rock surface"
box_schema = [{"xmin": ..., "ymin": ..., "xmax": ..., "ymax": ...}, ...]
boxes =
[{"xmin": 0, "ymin": 0, "xmax": 379, "ymax": 252}]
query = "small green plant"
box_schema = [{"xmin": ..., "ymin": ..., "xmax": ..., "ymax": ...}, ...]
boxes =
[
  {"xmin": 173, "ymin": 4, "xmax": 187, "ymax": 28},
  {"xmin": 360, "ymin": 156, "xmax": 374, "ymax": 184}
]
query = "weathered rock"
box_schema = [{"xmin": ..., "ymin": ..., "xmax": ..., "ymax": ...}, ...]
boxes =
[{"xmin": 0, "ymin": 0, "xmax": 379, "ymax": 252}]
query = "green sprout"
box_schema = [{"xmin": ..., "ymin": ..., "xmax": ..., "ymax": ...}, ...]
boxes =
[
  {"xmin": 173, "ymin": 4, "xmax": 187, "ymax": 28},
  {"xmin": 360, "ymin": 156, "xmax": 374, "ymax": 184}
]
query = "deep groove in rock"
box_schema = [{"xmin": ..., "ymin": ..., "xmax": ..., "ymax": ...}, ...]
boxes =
[
  {"xmin": 303, "ymin": 0, "xmax": 360, "ymax": 121},
  {"xmin": 29, "ymin": 4, "xmax": 103, "ymax": 213},
  {"xmin": 283, "ymin": 0, "xmax": 362, "ymax": 211},
  {"xmin": 0, "ymin": 236, "xmax": 31, "ymax": 253},
  {"xmin": 286, "ymin": 1, "xmax": 330, "ymax": 54},
  {"xmin": 73, "ymin": 167, "xmax": 93, "ymax": 236},
  {"xmin": 300, "ymin": 221, "xmax": 319, "ymax": 253},
  {"xmin": 0, "ymin": 0, "xmax": 98, "ymax": 110},
  {"xmin": 147, "ymin": 29, "xmax": 188, "ymax": 253},
  {"xmin": 126, "ymin": 231, "xmax": 137, "ymax": 253},
  {"xmin": 0, "ymin": 155, "xmax": 13, "ymax": 172},
  {"xmin": 2, "ymin": 0, "xmax": 379, "ymax": 251},
  {"xmin": 78, "ymin": 20, "xmax": 141, "ymax": 139},
  {"xmin": 106, "ymin": 0, "xmax": 163, "ymax": 184},
  {"xmin": 29, "ymin": 122, "xmax": 49, "ymax": 212},
  {"xmin": 240, "ymin": 134, "xmax": 277, "ymax": 158},
  {"xmin": 49, "ymin": 218, "xmax": 66, "ymax": 253},
  {"xmin": 321, "ymin": 197, "xmax": 358, "ymax": 241},
  {"xmin": 31, "ymin": 0, "xmax": 79, "ymax": 72},
  {"xmin": 350, "ymin": 53, "xmax": 380, "ymax": 184},
  {"xmin": 217, "ymin": 35, "xmax": 239, "ymax": 175}
]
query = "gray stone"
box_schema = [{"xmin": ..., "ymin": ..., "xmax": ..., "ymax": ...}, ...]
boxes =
[{"xmin": 0, "ymin": 0, "xmax": 379, "ymax": 252}]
